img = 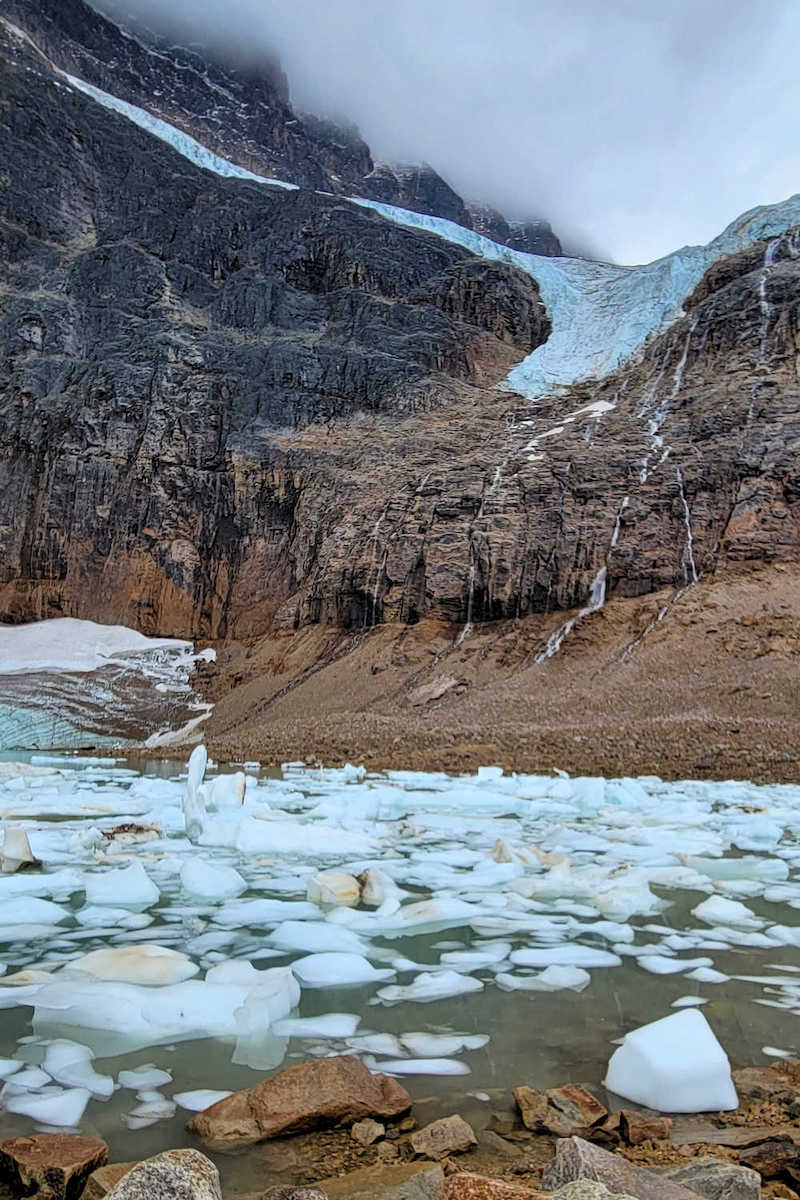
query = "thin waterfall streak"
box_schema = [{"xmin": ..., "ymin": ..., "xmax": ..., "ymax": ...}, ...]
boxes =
[{"xmin": 676, "ymin": 468, "xmax": 699, "ymax": 584}]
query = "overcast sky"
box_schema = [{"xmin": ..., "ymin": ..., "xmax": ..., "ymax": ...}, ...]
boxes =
[{"xmin": 94, "ymin": 0, "xmax": 800, "ymax": 264}]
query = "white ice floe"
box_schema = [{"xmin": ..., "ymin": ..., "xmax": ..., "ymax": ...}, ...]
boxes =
[
  {"xmin": 604, "ymin": 1009, "xmax": 738, "ymax": 1113},
  {"xmin": 306, "ymin": 871, "xmax": 361, "ymax": 907},
  {"xmin": 84, "ymin": 863, "xmax": 159, "ymax": 910},
  {"xmin": 3, "ymin": 1086, "xmax": 91, "ymax": 1127},
  {"xmin": 291, "ymin": 953, "xmax": 395, "ymax": 989},
  {"xmin": 692, "ymin": 896, "xmax": 765, "ymax": 929},
  {"xmin": 180, "ymin": 858, "xmax": 246, "ymax": 901},
  {"xmin": 376, "ymin": 970, "xmax": 484, "ymax": 1005},
  {"xmin": 495, "ymin": 965, "xmax": 591, "ymax": 992},
  {"xmin": 65, "ymin": 946, "xmax": 199, "ymax": 986},
  {"xmin": 118, "ymin": 1065, "xmax": 172, "ymax": 1089},
  {"xmin": 174, "ymin": 1089, "xmax": 233, "ymax": 1111},
  {"xmin": 272, "ymin": 1013, "xmax": 361, "ymax": 1039},
  {"xmin": 510, "ymin": 946, "xmax": 621, "ymax": 969},
  {"xmin": 42, "ymin": 1040, "xmax": 115, "ymax": 1099},
  {"xmin": 373, "ymin": 1058, "xmax": 470, "ymax": 1076}
]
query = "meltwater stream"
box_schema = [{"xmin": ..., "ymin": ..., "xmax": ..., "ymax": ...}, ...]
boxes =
[{"xmin": 1, "ymin": 755, "xmax": 800, "ymax": 1189}]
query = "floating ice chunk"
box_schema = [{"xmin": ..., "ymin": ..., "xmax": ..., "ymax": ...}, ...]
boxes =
[
  {"xmin": 604, "ymin": 1009, "xmax": 738, "ymax": 1112},
  {"xmin": 306, "ymin": 871, "xmax": 361, "ymax": 908},
  {"xmin": 376, "ymin": 970, "xmax": 484, "ymax": 1005},
  {"xmin": 0, "ymin": 898, "xmax": 69, "ymax": 925},
  {"xmin": 64, "ymin": 945, "xmax": 198, "ymax": 985},
  {"xmin": 200, "ymin": 772, "xmax": 246, "ymax": 810},
  {"xmin": 272, "ymin": 1013, "xmax": 360, "ymax": 1038},
  {"xmin": 638, "ymin": 956, "xmax": 713, "ymax": 975},
  {"xmin": 672, "ymin": 996, "xmax": 709, "ymax": 1007},
  {"xmin": 126, "ymin": 1094, "xmax": 176, "ymax": 1121},
  {"xmin": 0, "ymin": 827, "xmax": 39, "ymax": 873},
  {"xmin": 74, "ymin": 907, "xmax": 153, "ymax": 930},
  {"xmin": 118, "ymin": 1064, "xmax": 172, "ymax": 1089},
  {"xmin": 686, "ymin": 855, "xmax": 789, "ymax": 882},
  {"xmin": 84, "ymin": 863, "xmax": 159, "ymax": 910},
  {"xmin": 0, "ymin": 1058, "xmax": 22, "ymax": 1079},
  {"xmin": 359, "ymin": 868, "xmax": 402, "ymax": 907},
  {"xmin": 373, "ymin": 1058, "xmax": 470, "ymax": 1075},
  {"xmin": 183, "ymin": 745, "xmax": 208, "ymax": 843},
  {"xmin": 692, "ymin": 896, "xmax": 764, "ymax": 928},
  {"xmin": 510, "ymin": 946, "xmax": 621, "ymax": 969},
  {"xmin": 763, "ymin": 1047, "xmax": 794, "ymax": 1059},
  {"xmin": 174, "ymin": 1089, "xmax": 233, "ymax": 1111},
  {"xmin": 268, "ymin": 921, "xmax": 365, "ymax": 955},
  {"xmin": 495, "ymin": 966, "xmax": 591, "ymax": 992},
  {"xmin": 766, "ymin": 926, "xmax": 800, "ymax": 948},
  {"xmin": 2, "ymin": 1067, "xmax": 51, "ymax": 1093},
  {"xmin": 42, "ymin": 1041, "xmax": 114, "ymax": 1099},
  {"xmin": 400, "ymin": 1032, "xmax": 488, "ymax": 1056},
  {"xmin": 291, "ymin": 953, "xmax": 395, "ymax": 989},
  {"xmin": 347, "ymin": 1033, "xmax": 404, "ymax": 1056},
  {"xmin": 440, "ymin": 942, "xmax": 512, "ymax": 970},
  {"xmin": 685, "ymin": 967, "xmax": 729, "ymax": 983},
  {"xmin": 214, "ymin": 899, "xmax": 318, "ymax": 926},
  {"xmin": 181, "ymin": 858, "xmax": 246, "ymax": 901},
  {"xmin": 4, "ymin": 1086, "xmax": 91, "ymax": 1127},
  {"xmin": 230, "ymin": 819, "xmax": 377, "ymax": 859}
]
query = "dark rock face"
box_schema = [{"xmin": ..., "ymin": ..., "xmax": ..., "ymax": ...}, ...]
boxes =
[
  {"xmin": 0, "ymin": 20, "xmax": 545, "ymax": 637},
  {"xmin": 467, "ymin": 204, "xmax": 563, "ymax": 257},
  {"xmin": 3, "ymin": 0, "xmax": 563, "ymax": 254},
  {"xmin": 1, "ymin": 7, "xmax": 799, "ymax": 645}
]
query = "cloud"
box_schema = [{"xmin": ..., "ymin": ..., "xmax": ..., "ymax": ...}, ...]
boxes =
[{"xmin": 91, "ymin": 0, "xmax": 800, "ymax": 265}]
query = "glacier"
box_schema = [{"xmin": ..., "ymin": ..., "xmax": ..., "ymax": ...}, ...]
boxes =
[
  {"xmin": 0, "ymin": 619, "xmax": 213, "ymax": 751},
  {"xmin": 7, "ymin": 14, "xmax": 799, "ymax": 403}
]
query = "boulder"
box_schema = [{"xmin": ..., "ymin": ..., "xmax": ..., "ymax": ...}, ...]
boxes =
[
  {"xmin": 83, "ymin": 1164, "xmax": 138, "ymax": 1200},
  {"xmin": 313, "ymin": 1161, "xmax": 444, "ymax": 1200},
  {"xmin": 550, "ymin": 1185, "xmax": 637, "ymax": 1200},
  {"xmin": 351, "ymin": 1120, "xmax": 385, "ymax": 1146},
  {"xmin": 441, "ymin": 1174, "xmax": 547, "ymax": 1200},
  {"xmin": 657, "ymin": 1157, "xmax": 761, "ymax": 1200},
  {"xmin": 410, "ymin": 1115, "xmax": 477, "ymax": 1161},
  {"xmin": 740, "ymin": 1139, "xmax": 800, "ymax": 1182},
  {"xmin": 733, "ymin": 1064, "xmax": 800, "ymax": 1102},
  {"xmin": 188, "ymin": 1055, "xmax": 411, "ymax": 1148},
  {"xmin": 542, "ymin": 1137, "xmax": 700, "ymax": 1200},
  {"xmin": 513, "ymin": 1087, "xmax": 550, "ymax": 1131},
  {"xmin": 104, "ymin": 1150, "xmax": 221, "ymax": 1200},
  {"xmin": 513, "ymin": 1085, "xmax": 606, "ymax": 1136},
  {"xmin": 545, "ymin": 1086, "xmax": 608, "ymax": 1135},
  {"xmin": 0, "ymin": 1135, "xmax": 108, "ymax": 1200},
  {"xmin": 618, "ymin": 1110, "xmax": 672, "ymax": 1146}
]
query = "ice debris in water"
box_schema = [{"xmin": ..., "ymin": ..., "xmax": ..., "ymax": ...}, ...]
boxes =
[
  {"xmin": 1, "ymin": 746, "xmax": 800, "ymax": 1122},
  {"xmin": 174, "ymin": 1089, "xmax": 233, "ymax": 1111},
  {"xmin": 605, "ymin": 1009, "xmax": 738, "ymax": 1113},
  {"xmin": 4, "ymin": 1087, "xmax": 92, "ymax": 1127}
]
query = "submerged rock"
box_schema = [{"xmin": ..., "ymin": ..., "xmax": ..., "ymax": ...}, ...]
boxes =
[
  {"xmin": 187, "ymin": 1055, "xmax": 411, "ymax": 1148},
  {"xmin": 104, "ymin": 1150, "xmax": 221, "ymax": 1200},
  {"xmin": 409, "ymin": 1115, "xmax": 478, "ymax": 1161},
  {"xmin": 0, "ymin": 1134, "xmax": 108, "ymax": 1200}
]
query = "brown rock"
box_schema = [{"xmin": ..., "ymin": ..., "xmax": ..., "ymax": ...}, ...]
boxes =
[
  {"xmin": 83, "ymin": 1164, "xmax": 138, "ymax": 1200},
  {"xmin": 410, "ymin": 1116, "xmax": 478, "ymax": 1161},
  {"xmin": 0, "ymin": 1135, "xmax": 108, "ymax": 1200},
  {"xmin": 187, "ymin": 1055, "xmax": 412, "ymax": 1148},
  {"xmin": 618, "ymin": 1110, "xmax": 672, "ymax": 1146},
  {"xmin": 440, "ymin": 1173, "xmax": 547, "ymax": 1200},
  {"xmin": 262, "ymin": 1190, "xmax": 328, "ymax": 1200},
  {"xmin": 656, "ymin": 1156, "xmax": 761, "ymax": 1200},
  {"xmin": 513, "ymin": 1088, "xmax": 549, "ymax": 1132},
  {"xmin": 670, "ymin": 1121, "xmax": 800, "ymax": 1148},
  {"xmin": 313, "ymin": 1160, "xmax": 444, "ymax": 1200},
  {"xmin": 740, "ymin": 1138, "xmax": 800, "ymax": 1181},
  {"xmin": 545, "ymin": 1087, "xmax": 607, "ymax": 1136},
  {"xmin": 541, "ymin": 1136, "xmax": 700, "ymax": 1200},
  {"xmin": 378, "ymin": 1144, "xmax": 400, "ymax": 1162},
  {"xmin": 733, "ymin": 1066, "xmax": 800, "ymax": 1102},
  {"xmin": 104, "ymin": 1150, "xmax": 221, "ymax": 1200},
  {"xmin": 352, "ymin": 1120, "xmax": 385, "ymax": 1147}
]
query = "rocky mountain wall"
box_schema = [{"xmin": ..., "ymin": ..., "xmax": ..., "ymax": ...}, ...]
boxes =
[{"xmin": 3, "ymin": 0, "xmax": 562, "ymax": 255}]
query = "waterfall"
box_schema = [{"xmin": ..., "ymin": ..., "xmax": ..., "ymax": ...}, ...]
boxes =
[{"xmin": 675, "ymin": 468, "xmax": 699, "ymax": 584}]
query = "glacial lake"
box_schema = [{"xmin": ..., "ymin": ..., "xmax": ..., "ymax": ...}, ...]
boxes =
[{"xmin": 0, "ymin": 753, "xmax": 798, "ymax": 1191}]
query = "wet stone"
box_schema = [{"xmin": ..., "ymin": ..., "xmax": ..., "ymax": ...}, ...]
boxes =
[
  {"xmin": 0, "ymin": 1136, "xmax": 108, "ymax": 1200},
  {"xmin": 619, "ymin": 1110, "xmax": 672, "ymax": 1146},
  {"xmin": 410, "ymin": 1116, "xmax": 478, "ymax": 1161}
]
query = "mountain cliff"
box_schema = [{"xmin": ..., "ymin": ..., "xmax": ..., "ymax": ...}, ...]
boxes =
[
  {"xmin": 2, "ymin": 0, "xmax": 562, "ymax": 255},
  {"xmin": 0, "ymin": 0, "xmax": 799, "ymax": 775}
]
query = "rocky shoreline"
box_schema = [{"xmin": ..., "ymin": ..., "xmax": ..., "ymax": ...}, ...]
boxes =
[{"xmin": 3, "ymin": 1057, "xmax": 799, "ymax": 1200}]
